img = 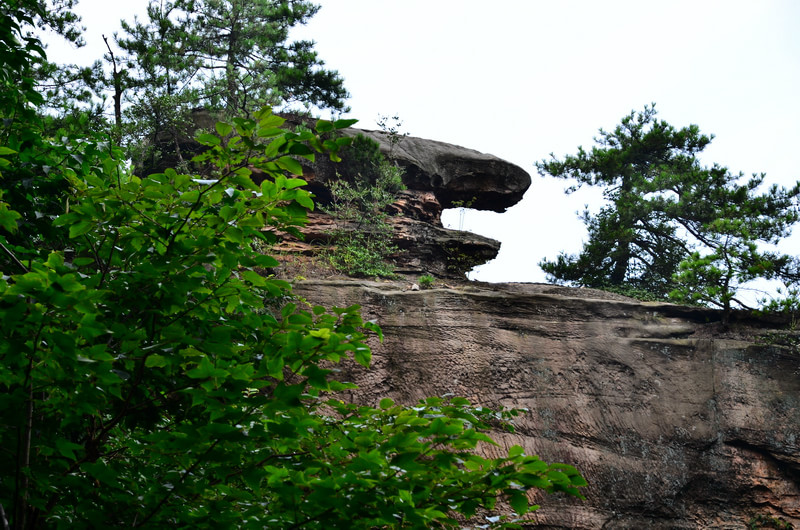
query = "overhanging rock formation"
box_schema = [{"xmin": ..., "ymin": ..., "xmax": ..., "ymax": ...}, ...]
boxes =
[
  {"xmin": 346, "ymin": 128, "xmax": 531, "ymax": 212},
  {"xmin": 294, "ymin": 279, "xmax": 800, "ymax": 529},
  {"xmin": 289, "ymin": 126, "xmax": 532, "ymax": 278},
  {"xmin": 138, "ymin": 110, "xmax": 532, "ymax": 278}
]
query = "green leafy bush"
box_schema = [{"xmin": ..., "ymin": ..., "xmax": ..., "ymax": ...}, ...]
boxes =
[
  {"xmin": 326, "ymin": 231, "xmax": 397, "ymax": 277},
  {"xmin": 419, "ymin": 273, "xmax": 435, "ymax": 289},
  {"xmin": 325, "ymin": 134, "xmax": 405, "ymax": 277},
  {"xmin": 1, "ymin": 7, "xmax": 584, "ymax": 526},
  {"xmin": 0, "ymin": 112, "xmax": 585, "ymax": 528}
]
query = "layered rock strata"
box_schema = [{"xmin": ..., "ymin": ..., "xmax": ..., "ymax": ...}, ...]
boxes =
[
  {"xmin": 291, "ymin": 126, "xmax": 531, "ymax": 277},
  {"xmin": 293, "ymin": 280, "xmax": 800, "ymax": 529}
]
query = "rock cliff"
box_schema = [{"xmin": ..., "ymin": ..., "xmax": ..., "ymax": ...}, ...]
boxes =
[
  {"xmin": 278, "ymin": 128, "xmax": 799, "ymax": 528},
  {"xmin": 148, "ymin": 114, "xmax": 800, "ymax": 527},
  {"xmin": 139, "ymin": 111, "xmax": 531, "ymax": 278},
  {"xmin": 293, "ymin": 279, "xmax": 800, "ymax": 529}
]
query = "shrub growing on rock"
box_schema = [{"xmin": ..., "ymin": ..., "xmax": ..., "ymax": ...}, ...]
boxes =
[{"xmin": 324, "ymin": 134, "xmax": 405, "ymax": 277}]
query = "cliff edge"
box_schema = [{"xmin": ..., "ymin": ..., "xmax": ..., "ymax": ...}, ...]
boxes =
[
  {"xmin": 294, "ymin": 279, "xmax": 800, "ymax": 529},
  {"xmin": 284, "ymin": 130, "xmax": 799, "ymax": 528}
]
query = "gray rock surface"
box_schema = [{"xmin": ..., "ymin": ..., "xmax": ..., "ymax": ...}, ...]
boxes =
[{"xmin": 348, "ymin": 128, "xmax": 532, "ymax": 212}]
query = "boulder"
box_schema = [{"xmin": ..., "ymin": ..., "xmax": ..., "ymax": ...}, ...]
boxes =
[
  {"xmin": 136, "ymin": 110, "xmax": 531, "ymax": 277},
  {"xmin": 345, "ymin": 128, "xmax": 531, "ymax": 213}
]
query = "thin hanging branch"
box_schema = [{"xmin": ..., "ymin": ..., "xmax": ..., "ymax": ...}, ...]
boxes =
[{"xmin": 103, "ymin": 34, "xmax": 123, "ymax": 142}]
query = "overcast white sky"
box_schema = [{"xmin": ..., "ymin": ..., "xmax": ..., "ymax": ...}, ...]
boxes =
[{"xmin": 46, "ymin": 0, "xmax": 800, "ymax": 285}]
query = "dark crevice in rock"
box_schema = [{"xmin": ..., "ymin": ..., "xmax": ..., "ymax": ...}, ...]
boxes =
[{"xmin": 723, "ymin": 438, "xmax": 800, "ymax": 483}]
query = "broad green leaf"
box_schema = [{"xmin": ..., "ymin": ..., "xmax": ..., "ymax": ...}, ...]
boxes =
[
  {"xmin": 285, "ymin": 177, "xmax": 307, "ymax": 189},
  {"xmin": 215, "ymin": 121, "xmax": 233, "ymax": 136},
  {"xmin": 0, "ymin": 207, "xmax": 21, "ymax": 233},
  {"xmin": 186, "ymin": 356, "xmax": 229, "ymax": 379},
  {"xmin": 225, "ymin": 227, "xmax": 244, "ymax": 243},
  {"xmin": 315, "ymin": 120, "xmax": 333, "ymax": 133},
  {"xmin": 258, "ymin": 113, "xmax": 285, "ymax": 129},
  {"xmin": 252, "ymin": 254, "xmax": 279, "ymax": 268},
  {"xmin": 197, "ymin": 133, "xmax": 220, "ymax": 146},
  {"xmin": 508, "ymin": 445, "xmax": 525, "ymax": 457},
  {"xmin": 509, "ymin": 490, "xmax": 530, "ymax": 515},
  {"xmin": 276, "ymin": 156, "xmax": 303, "ymax": 175},
  {"xmin": 333, "ymin": 118, "xmax": 359, "ymax": 129},
  {"xmin": 354, "ymin": 346, "xmax": 371, "ymax": 367},
  {"xmin": 294, "ymin": 193, "xmax": 314, "ymax": 209},
  {"xmin": 145, "ymin": 355, "xmax": 168, "ymax": 368},
  {"xmin": 242, "ymin": 270, "xmax": 266, "ymax": 287},
  {"xmin": 68, "ymin": 221, "xmax": 94, "ymax": 238},
  {"xmin": 179, "ymin": 189, "xmax": 200, "ymax": 203},
  {"xmin": 308, "ymin": 328, "xmax": 330, "ymax": 340},
  {"xmin": 55, "ymin": 438, "xmax": 84, "ymax": 460}
]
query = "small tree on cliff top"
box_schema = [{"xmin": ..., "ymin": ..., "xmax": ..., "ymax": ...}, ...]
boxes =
[
  {"xmin": 538, "ymin": 104, "xmax": 800, "ymax": 314},
  {"xmin": 116, "ymin": 0, "xmax": 348, "ymax": 125},
  {"xmin": 35, "ymin": 0, "xmax": 350, "ymax": 168},
  {"xmin": 1, "ymin": 7, "xmax": 585, "ymax": 526}
]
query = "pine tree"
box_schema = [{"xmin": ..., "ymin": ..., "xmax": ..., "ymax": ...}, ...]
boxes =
[
  {"xmin": 538, "ymin": 104, "xmax": 800, "ymax": 312},
  {"xmin": 116, "ymin": 0, "xmax": 349, "ymax": 171}
]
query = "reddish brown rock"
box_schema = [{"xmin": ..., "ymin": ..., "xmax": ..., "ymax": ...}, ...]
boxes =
[
  {"xmin": 292, "ymin": 127, "xmax": 531, "ymax": 277},
  {"xmin": 293, "ymin": 279, "xmax": 800, "ymax": 529}
]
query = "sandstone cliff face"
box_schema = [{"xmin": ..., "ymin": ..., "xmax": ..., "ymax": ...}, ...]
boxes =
[
  {"xmin": 293, "ymin": 280, "xmax": 800, "ymax": 529},
  {"xmin": 283, "ymin": 126, "xmax": 800, "ymax": 527}
]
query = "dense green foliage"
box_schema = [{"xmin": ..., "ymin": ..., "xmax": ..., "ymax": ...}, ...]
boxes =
[
  {"xmin": 118, "ymin": 0, "xmax": 347, "ymax": 115},
  {"xmin": 324, "ymin": 134, "xmax": 406, "ymax": 277},
  {"xmin": 37, "ymin": 0, "xmax": 348, "ymax": 167},
  {"xmin": 538, "ymin": 105, "xmax": 800, "ymax": 316},
  {"xmin": 116, "ymin": 0, "xmax": 347, "ymax": 171},
  {"xmin": 1, "ymin": 4, "xmax": 585, "ymax": 528},
  {"xmin": 117, "ymin": 0, "xmax": 348, "ymax": 115},
  {"xmin": 418, "ymin": 273, "xmax": 435, "ymax": 289}
]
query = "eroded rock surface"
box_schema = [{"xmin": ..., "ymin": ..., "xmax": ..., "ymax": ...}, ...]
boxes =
[
  {"xmin": 345, "ymin": 128, "xmax": 531, "ymax": 212},
  {"xmin": 293, "ymin": 211, "xmax": 501, "ymax": 277},
  {"xmin": 292, "ymin": 126, "xmax": 532, "ymax": 277},
  {"xmin": 138, "ymin": 110, "xmax": 531, "ymax": 277},
  {"xmin": 293, "ymin": 279, "xmax": 800, "ymax": 529}
]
